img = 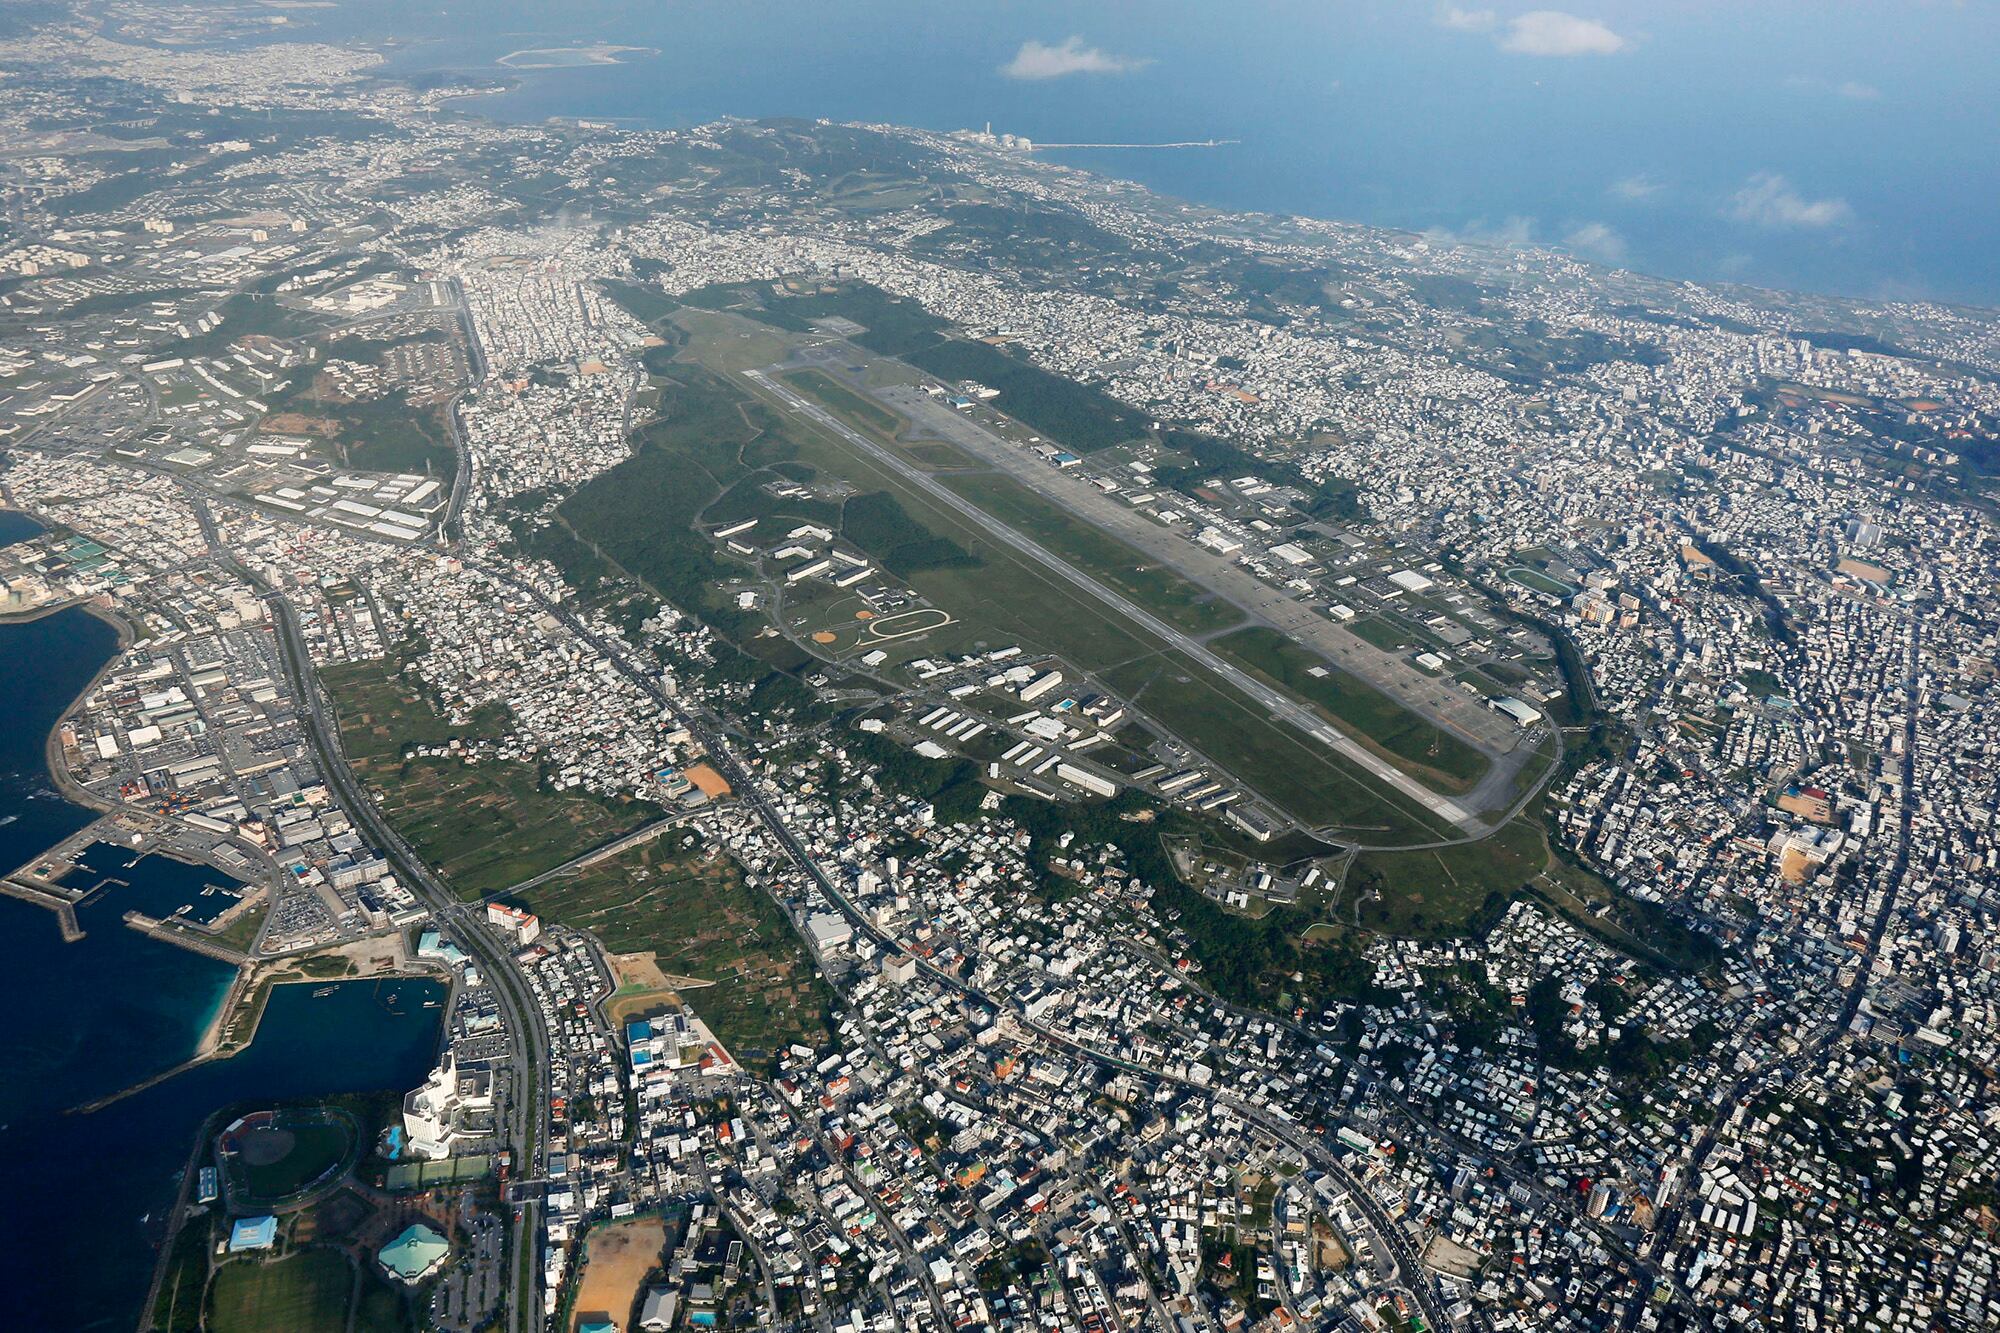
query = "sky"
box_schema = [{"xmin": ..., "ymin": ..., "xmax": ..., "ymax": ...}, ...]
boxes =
[{"xmin": 319, "ymin": 0, "xmax": 2000, "ymax": 304}]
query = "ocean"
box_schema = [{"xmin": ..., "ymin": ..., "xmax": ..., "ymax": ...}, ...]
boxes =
[
  {"xmin": 282, "ymin": 0, "xmax": 2000, "ymax": 307},
  {"xmin": 0, "ymin": 575, "xmax": 446, "ymax": 1330}
]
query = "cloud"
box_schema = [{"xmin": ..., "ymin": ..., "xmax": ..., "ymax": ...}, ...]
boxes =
[
  {"xmin": 1499, "ymin": 11, "xmax": 1629, "ymax": 56},
  {"xmin": 1609, "ymin": 173, "xmax": 1665, "ymax": 202},
  {"xmin": 1727, "ymin": 172, "xmax": 1853, "ymax": 228},
  {"xmin": 1786, "ymin": 75, "xmax": 1883, "ymax": 101},
  {"xmin": 1000, "ymin": 36, "xmax": 1150, "ymax": 81},
  {"xmin": 1423, "ymin": 216, "xmax": 1536, "ymax": 249},
  {"xmin": 1436, "ymin": 6, "xmax": 1498, "ymax": 30},
  {"xmin": 1563, "ymin": 221, "xmax": 1627, "ymax": 263}
]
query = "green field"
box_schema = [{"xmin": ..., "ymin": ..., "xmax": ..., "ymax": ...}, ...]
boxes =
[
  {"xmin": 322, "ymin": 658, "xmax": 662, "ymax": 897},
  {"xmin": 941, "ymin": 472, "xmax": 1246, "ymax": 637},
  {"xmin": 1345, "ymin": 816, "xmax": 1548, "ymax": 937},
  {"xmin": 649, "ymin": 316, "xmax": 1454, "ymax": 840},
  {"xmin": 906, "ymin": 337, "xmax": 1148, "ymax": 452},
  {"xmin": 1212, "ymin": 626, "xmax": 1490, "ymax": 791},
  {"xmin": 1102, "ymin": 652, "xmax": 1450, "ymax": 843},
  {"xmin": 783, "ymin": 367, "xmax": 903, "ymax": 436},
  {"xmin": 1506, "ymin": 567, "xmax": 1576, "ymax": 598},
  {"xmin": 518, "ymin": 839, "xmax": 833, "ymax": 1067},
  {"xmin": 232, "ymin": 1114, "xmax": 355, "ymax": 1202},
  {"xmin": 209, "ymin": 1249, "xmax": 352, "ymax": 1333},
  {"xmin": 1346, "ymin": 615, "xmax": 1417, "ymax": 652}
]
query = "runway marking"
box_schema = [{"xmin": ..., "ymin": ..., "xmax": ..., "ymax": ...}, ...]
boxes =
[{"xmin": 746, "ymin": 368, "xmax": 1479, "ymax": 831}]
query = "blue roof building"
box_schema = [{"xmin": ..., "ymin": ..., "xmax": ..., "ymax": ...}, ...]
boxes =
[
  {"xmin": 377, "ymin": 1222, "xmax": 449, "ymax": 1283},
  {"xmin": 228, "ymin": 1215, "xmax": 278, "ymax": 1252}
]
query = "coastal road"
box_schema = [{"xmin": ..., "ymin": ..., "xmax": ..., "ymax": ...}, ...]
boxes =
[
  {"xmin": 742, "ymin": 367, "xmax": 1483, "ymax": 835},
  {"xmin": 254, "ymin": 573, "xmax": 549, "ymax": 1333}
]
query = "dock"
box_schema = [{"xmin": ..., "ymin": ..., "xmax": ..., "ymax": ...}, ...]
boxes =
[
  {"xmin": 123, "ymin": 910, "xmax": 251, "ymax": 965},
  {"xmin": 0, "ymin": 876, "xmax": 83, "ymax": 940}
]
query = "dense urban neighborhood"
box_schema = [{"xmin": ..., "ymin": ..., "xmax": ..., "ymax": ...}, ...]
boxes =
[{"xmin": 3, "ymin": 7, "xmax": 2000, "ymax": 1333}]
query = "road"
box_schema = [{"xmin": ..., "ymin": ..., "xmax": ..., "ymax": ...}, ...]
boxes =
[
  {"xmin": 743, "ymin": 367, "xmax": 1484, "ymax": 836},
  {"xmin": 1621, "ymin": 617, "xmax": 1922, "ymax": 1329},
  {"xmin": 507, "ymin": 573, "xmax": 1456, "ymax": 1331},
  {"xmin": 254, "ymin": 570, "xmax": 550, "ymax": 1333}
]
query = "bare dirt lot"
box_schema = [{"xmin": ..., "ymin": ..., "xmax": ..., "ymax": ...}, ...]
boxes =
[{"xmin": 571, "ymin": 1216, "xmax": 666, "ymax": 1332}]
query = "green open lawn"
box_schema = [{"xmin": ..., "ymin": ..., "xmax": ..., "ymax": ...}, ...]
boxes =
[
  {"xmin": 1103, "ymin": 652, "xmax": 1450, "ymax": 843},
  {"xmin": 1347, "ymin": 615, "xmax": 1418, "ymax": 653},
  {"xmin": 1345, "ymin": 816, "xmax": 1549, "ymax": 937},
  {"xmin": 208, "ymin": 1249, "xmax": 351, "ymax": 1333},
  {"xmin": 1506, "ymin": 567, "xmax": 1576, "ymax": 598},
  {"xmin": 1214, "ymin": 626, "xmax": 1491, "ymax": 792},
  {"xmin": 322, "ymin": 659, "xmax": 662, "ymax": 898},
  {"xmin": 782, "ymin": 368, "xmax": 903, "ymax": 436},
  {"xmin": 233, "ymin": 1115, "xmax": 354, "ymax": 1203},
  {"xmin": 518, "ymin": 840, "xmax": 833, "ymax": 1067},
  {"xmin": 941, "ymin": 472, "xmax": 1246, "ymax": 638},
  {"xmin": 653, "ymin": 315, "xmax": 1453, "ymax": 842}
]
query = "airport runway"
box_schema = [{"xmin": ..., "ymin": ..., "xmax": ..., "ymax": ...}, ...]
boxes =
[
  {"xmin": 870, "ymin": 378, "xmax": 1520, "ymax": 758},
  {"xmin": 743, "ymin": 368, "xmax": 1483, "ymax": 833}
]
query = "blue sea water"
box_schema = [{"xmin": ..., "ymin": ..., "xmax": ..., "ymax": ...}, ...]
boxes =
[
  {"xmin": 283, "ymin": 0, "xmax": 2000, "ymax": 306},
  {"xmin": 0, "ymin": 603, "xmax": 445, "ymax": 1331}
]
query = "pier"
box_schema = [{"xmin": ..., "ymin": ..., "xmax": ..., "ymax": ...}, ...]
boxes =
[
  {"xmin": 0, "ymin": 876, "xmax": 83, "ymax": 940},
  {"xmin": 1029, "ymin": 138, "xmax": 1240, "ymax": 150},
  {"xmin": 123, "ymin": 910, "xmax": 251, "ymax": 965}
]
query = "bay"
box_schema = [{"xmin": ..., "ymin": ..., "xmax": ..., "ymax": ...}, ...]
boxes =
[{"xmin": 0, "ymin": 606, "xmax": 445, "ymax": 1331}]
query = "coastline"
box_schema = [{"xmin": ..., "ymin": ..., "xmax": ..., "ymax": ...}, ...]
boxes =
[
  {"xmin": 496, "ymin": 43, "xmax": 657, "ymax": 69},
  {"xmin": 0, "ymin": 536, "xmax": 445, "ymax": 1115}
]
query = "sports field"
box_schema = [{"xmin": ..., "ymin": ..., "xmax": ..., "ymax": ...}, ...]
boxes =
[
  {"xmin": 209, "ymin": 1249, "xmax": 351, "ymax": 1333},
  {"xmin": 571, "ymin": 1216, "xmax": 667, "ymax": 1333},
  {"xmin": 228, "ymin": 1111, "xmax": 354, "ymax": 1202}
]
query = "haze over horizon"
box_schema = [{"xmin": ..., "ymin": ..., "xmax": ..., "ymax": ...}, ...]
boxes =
[{"xmin": 297, "ymin": 0, "xmax": 2000, "ymax": 306}]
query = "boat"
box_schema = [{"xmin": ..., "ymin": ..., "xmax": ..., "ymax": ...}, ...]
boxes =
[{"xmin": 312, "ymin": 985, "xmax": 337, "ymax": 997}]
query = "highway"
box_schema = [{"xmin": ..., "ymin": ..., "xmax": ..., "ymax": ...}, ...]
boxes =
[
  {"xmin": 742, "ymin": 367, "xmax": 1483, "ymax": 835},
  {"xmin": 252, "ymin": 568, "xmax": 549, "ymax": 1333}
]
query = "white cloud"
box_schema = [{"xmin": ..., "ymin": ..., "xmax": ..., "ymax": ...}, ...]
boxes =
[
  {"xmin": 1609, "ymin": 173, "xmax": 1665, "ymax": 202},
  {"xmin": 1563, "ymin": 222, "xmax": 1628, "ymax": 263},
  {"xmin": 1786, "ymin": 75, "xmax": 1883, "ymax": 102},
  {"xmin": 1728, "ymin": 172, "xmax": 1853, "ymax": 229},
  {"xmin": 1424, "ymin": 216, "xmax": 1536, "ymax": 249},
  {"xmin": 1499, "ymin": 11, "xmax": 1628, "ymax": 56},
  {"xmin": 1437, "ymin": 6, "xmax": 1498, "ymax": 31},
  {"xmin": 1000, "ymin": 36, "xmax": 1150, "ymax": 81}
]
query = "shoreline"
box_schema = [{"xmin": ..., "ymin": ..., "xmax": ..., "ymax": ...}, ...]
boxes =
[{"xmin": 496, "ymin": 43, "xmax": 657, "ymax": 70}]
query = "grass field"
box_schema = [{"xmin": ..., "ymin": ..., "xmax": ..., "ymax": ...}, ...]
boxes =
[
  {"xmin": 783, "ymin": 367, "xmax": 903, "ymax": 436},
  {"xmin": 1506, "ymin": 567, "xmax": 1576, "ymax": 598},
  {"xmin": 322, "ymin": 658, "xmax": 662, "ymax": 898},
  {"xmin": 942, "ymin": 472, "xmax": 1246, "ymax": 638},
  {"xmin": 1103, "ymin": 651, "xmax": 1450, "ymax": 843},
  {"xmin": 669, "ymin": 314, "xmax": 1457, "ymax": 841},
  {"xmin": 208, "ymin": 1249, "xmax": 351, "ymax": 1333},
  {"xmin": 1345, "ymin": 816, "xmax": 1548, "ymax": 937},
  {"xmin": 518, "ymin": 839, "xmax": 833, "ymax": 1066},
  {"xmin": 1346, "ymin": 615, "xmax": 1418, "ymax": 653},
  {"xmin": 1212, "ymin": 626, "xmax": 1490, "ymax": 791},
  {"xmin": 233, "ymin": 1115, "xmax": 354, "ymax": 1202}
]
